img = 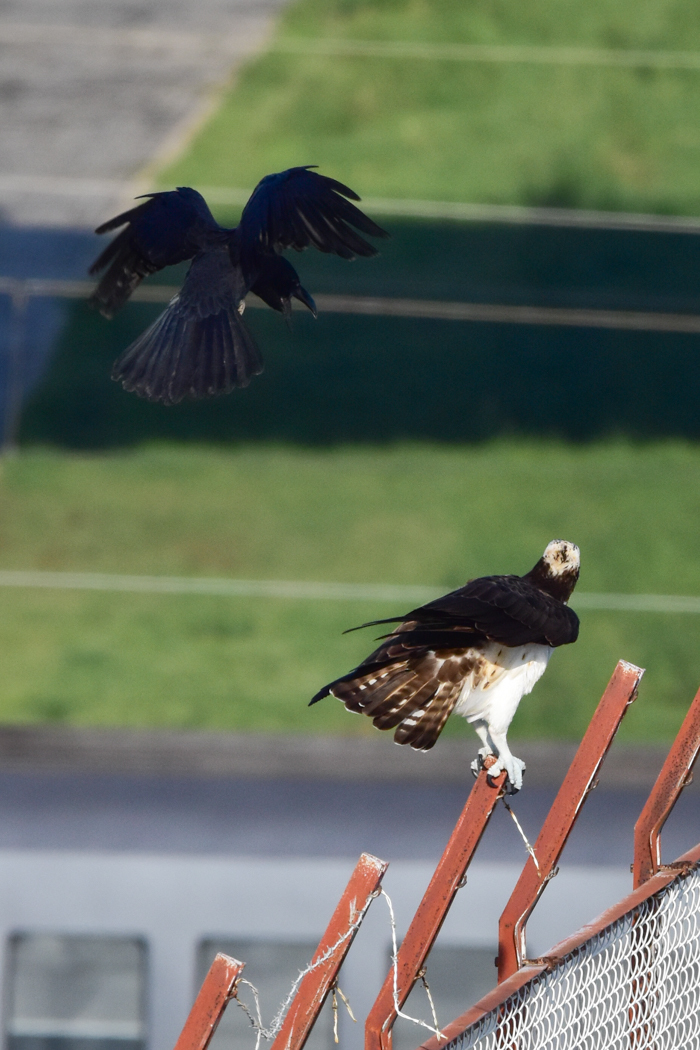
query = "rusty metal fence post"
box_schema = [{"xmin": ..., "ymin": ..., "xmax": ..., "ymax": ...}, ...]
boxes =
[
  {"xmin": 633, "ymin": 682, "xmax": 700, "ymax": 888},
  {"xmin": 170, "ymin": 853, "xmax": 387, "ymax": 1050},
  {"xmin": 270, "ymin": 852, "xmax": 388, "ymax": 1050},
  {"xmin": 497, "ymin": 660, "xmax": 644, "ymax": 982},
  {"xmin": 173, "ymin": 953, "xmax": 245, "ymax": 1050},
  {"xmin": 364, "ymin": 767, "xmax": 508, "ymax": 1050}
]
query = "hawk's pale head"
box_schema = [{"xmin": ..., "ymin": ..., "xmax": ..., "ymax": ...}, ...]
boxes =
[
  {"xmin": 525, "ymin": 539, "xmax": 580, "ymax": 602},
  {"xmin": 542, "ymin": 539, "xmax": 580, "ymax": 577}
]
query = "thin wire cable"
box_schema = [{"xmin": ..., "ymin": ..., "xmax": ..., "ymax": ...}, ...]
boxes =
[
  {"xmin": 501, "ymin": 797, "xmax": 542, "ymax": 877},
  {"xmin": 417, "ymin": 968, "xmax": 442, "ymax": 1035},
  {"xmin": 270, "ymin": 37, "xmax": 700, "ymax": 70},
  {"xmin": 232, "ymin": 978, "xmax": 265, "ymax": 1050},
  {"xmin": 330, "ymin": 982, "xmax": 356, "ymax": 1043},
  {"xmin": 380, "ymin": 888, "xmax": 445, "ymax": 1041}
]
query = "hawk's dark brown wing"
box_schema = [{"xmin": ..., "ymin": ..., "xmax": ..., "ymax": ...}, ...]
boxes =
[{"xmin": 345, "ymin": 574, "xmax": 579, "ymax": 649}]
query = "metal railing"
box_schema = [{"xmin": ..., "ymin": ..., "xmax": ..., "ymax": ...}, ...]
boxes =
[
  {"xmin": 165, "ymin": 659, "xmax": 700, "ymax": 1050},
  {"xmin": 3, "ymin": 276, "xmax": 700, "ymax": 333},
  {"xmin": 4, "ymin": 274, "xmax": 700, "ymax": 453}
]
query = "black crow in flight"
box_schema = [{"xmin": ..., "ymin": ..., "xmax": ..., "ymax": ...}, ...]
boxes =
[{"xmin": 88, "ymin": 167, "xmax": 388, "ymax": 405}]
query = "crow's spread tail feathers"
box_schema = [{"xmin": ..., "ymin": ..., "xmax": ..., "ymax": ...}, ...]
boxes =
[
  {"xmin": 111, "ymin": 247, "xmax": 261, "ymax": 404},
  {"xmin": 112, "ymin": 298, "xmax": 262, "ymax": 405}
]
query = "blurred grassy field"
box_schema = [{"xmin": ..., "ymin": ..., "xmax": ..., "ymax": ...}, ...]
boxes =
[
  {"xmin": 2, "ymin": 440, "xmax": 700, "ymax": 741},
  {"xmin": 163, "ymin": 0, "xmax": 700, "ymax": 215}
]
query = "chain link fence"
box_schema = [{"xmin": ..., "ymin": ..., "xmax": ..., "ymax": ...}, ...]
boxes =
[{"xmin": 443, "ymin": 862, "xmax": 700, "ymax": 1050}]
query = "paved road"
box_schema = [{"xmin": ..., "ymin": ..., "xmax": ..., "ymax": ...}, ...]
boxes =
[
  {"xmin": 0, "ymin": 0, "xmax": 286, "ymax": 227},
  {"xmin": 0, "ymin": 771, "xmax": 697, "ymax": 868}
]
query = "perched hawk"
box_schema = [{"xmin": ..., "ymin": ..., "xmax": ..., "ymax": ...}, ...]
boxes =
[
  {"xmin": 88, "ymin": 167, "xmax": 388, "ymax": 405},
  {"xmin": 310, "ymin": 540, "xmax": 580, "ymax": 792}
]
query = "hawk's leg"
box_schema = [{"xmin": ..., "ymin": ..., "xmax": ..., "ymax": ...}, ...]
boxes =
[
  {"xmin": 471, "ymin": 721, "xmax": 525, "ymax": 794},
  {"xmin": 487, "ymin": 729, "xmax": 526, "ymax": 794},
  {"xmin": 470, "ymin": 721, "xmax": 495, "ymax": 778}
]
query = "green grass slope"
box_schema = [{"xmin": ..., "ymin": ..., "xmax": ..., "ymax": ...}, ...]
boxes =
[
  {"xmin": 2, "ymin": 441, "xmax": 700, "ymax": 742},
  {"xmin": 163, "ymin": 0, "xmax": 700, "ymax": 215}
]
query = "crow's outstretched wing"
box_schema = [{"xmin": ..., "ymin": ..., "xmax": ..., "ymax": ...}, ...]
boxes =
[
  {"xmin": 238, "ymin": 167, "xmax": 389, "ymax": 275},
  {"xmin": 343, "ymin": 575, "xmax": 580, "ymax": 650},
  {"xmin": 89, "ymin": 188, "xmax": 223, "ymax": 317},
  {"xmin": 111, "ymin": 247, "xmax": 261, "ymax": 405}
]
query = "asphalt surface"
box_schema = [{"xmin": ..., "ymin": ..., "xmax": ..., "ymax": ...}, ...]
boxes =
[
  {"xmin": 0, "ymin": 0, "xmax": 286, "ymax": 227},
  {"xmin": 0, "ymin": 772, "xmax": 698, "ymax": 868}
]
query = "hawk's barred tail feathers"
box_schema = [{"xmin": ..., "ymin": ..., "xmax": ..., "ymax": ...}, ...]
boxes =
[{"xmin": 310, "ymin": 655, "xmax": 468, "ymax": 751}]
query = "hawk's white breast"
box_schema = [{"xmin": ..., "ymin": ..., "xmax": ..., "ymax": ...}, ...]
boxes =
[{"xmin": 454, "ymin": 641, "xmax": 552, "ymax": 736}]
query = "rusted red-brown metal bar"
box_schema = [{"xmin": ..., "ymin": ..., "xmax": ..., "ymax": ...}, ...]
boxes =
[
  {"xmin": 270, "ymin": 851, "xmax": 388, "ymax": 1050},
  {"xmin": 497, "ymin": 659, "xmax": 644, "ymax": 982},
  {"xmin": 633, "ymin": 681, "xmax": 700, "ymax": 888},
  {"xmin": 173, "ymin": 952, "xmax": 245, "ymax": 1050},
  {"xmin": 365, "ymin": 766, "xmax": 508, "ymax": 1050},
  {"xmin": 418, "ymin": 836, "xmax": 700, "ymax": 1050}
]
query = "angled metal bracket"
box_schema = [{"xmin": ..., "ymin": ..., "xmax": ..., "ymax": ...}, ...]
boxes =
[
  {"xmin": 173, "ymin": 953, "xmax": 245, "ymax": 1050},
  {"xmin": 365, "ymin": 766, "xmax": 508, "ymax": 1050},
  {"xmin": 171, "ymin": 853, "xmax": 387, "ymax": 1050},
  {"xmin": 271, "ymin": 851, "xmax": 388, "ymax": 1050},
  {"xmin": 633, "ymin": 681, "xmax": 700, "ymax": 888},
  {"xmin": 497, "ymin": 659, "xmax": 644, "ymax": 982}
]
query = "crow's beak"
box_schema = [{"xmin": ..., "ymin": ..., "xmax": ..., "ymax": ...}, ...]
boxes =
[{"xmin": 293, "ymin": 284, "xmax": 317, "ymax": 318}]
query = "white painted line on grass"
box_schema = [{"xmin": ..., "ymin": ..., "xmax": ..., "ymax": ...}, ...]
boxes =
[
  {"xmin": 0, "ymin": 571, "xmax": 698, "ymax": 613},
  {"xmin": 2, "ymin": 175, "xmax": 700, "ymax": 233},
  {"xmin": 271, "ymin": 38, "xmax": 700, "ymax": 70},
  {"xmin": 4, "ymin": 27, "xmax": 700, "ymax": 68}
]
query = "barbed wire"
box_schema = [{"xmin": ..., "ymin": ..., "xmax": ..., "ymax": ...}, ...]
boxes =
[
  {"xmin": 230, "ymin": 884, "xmax": 447, "ymax": 1048},
  {"xmin": 501, "ymin": 797, "xmax": 541, "ymax": 876},
  {"xmin": 231, "ymin": 904, "xmax": 368, "ymax": 1047}
]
